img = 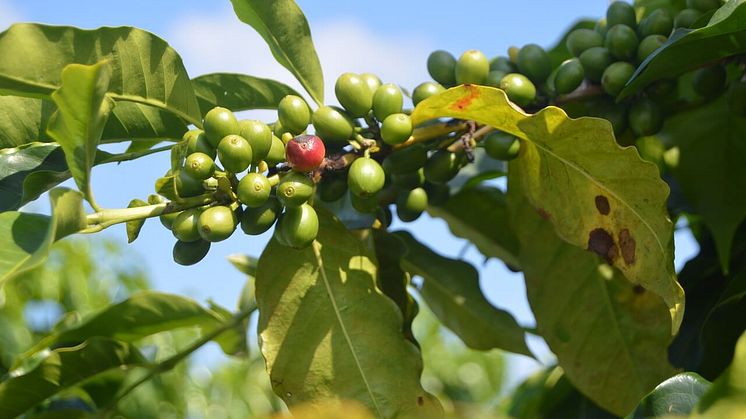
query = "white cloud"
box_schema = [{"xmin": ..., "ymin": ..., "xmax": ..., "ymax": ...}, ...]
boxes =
[
  {"xmin": 166, "ymin": 8, "xmax": 433, "ymax": 111},
  {"xmin": 0, "ymin": 0, "xmax": 21, "ymax": 31}
]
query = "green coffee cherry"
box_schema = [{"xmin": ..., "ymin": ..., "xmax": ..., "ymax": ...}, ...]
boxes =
[
  {"xmin": 602, "ymin": 62, "xmax": 636, "ymax": 97},
  {"xmin": 184, "ymin": 152, "xmax": 214, "ymax": 180},
  {"xmin": 217, "ymin": 134, "xmax": 252, "ymax": 173},
  {"xmin": 605, "ymin": 24, "xmax": 639, "ymax": 61},
  {"xmin": 335, "ymin": 73, "xmax": 373, "ymax": 117},
  {"xmin": 485, "ymin": 70, "xmax": 507, "ymax": 88},
  {"xmin": 348, "ymin": 157, "xmax": 386, "ymax": 197},
  {"xmin": 198, "ymin": 206, "xmax": 237, "ymax": 242},
  {"xmin": 635, "ymin": 136, "xmax": 666, "ymax": 170},
  {"xmin": 204, "ymin": 107, "xmax": 239, "ymax": 147},
  {"xmin": 383, "ymin": 143, "xmax": 428, "ymax": 174},
  {"xmin": 172, "ymin": 208, "xmax": 202, "ymax": 242},
  {"xmin": 455, "ymin": 49, "xmax": 489, "ymax": 85},
  {"xmin": 639, "ymin": 10, "xmax": 673, "ymax": 38},
  {"xmin": 579, "ymin": 47, "xmax": 613, "ymax": 82},
  {"xmin": 184, "ymin": 129, "xmax": 216, "ymax": 159},
  {"xmin": 554, "ymin": 58, "xmax": 585, "ymax": 95},
  {"xmin": 424, "ymin": 182, "xmax": 450, "ymax": 206},
  {"xmin": 373, "ymin": 83, "xmax": 404, "ymax": 121},
  {"xmin": 318, "ymin": 177, "xmax": 348, "ymax": 202},
  {"xmin": 686, "ymin": 0, "xmax": 720, "ymax": 12},
  {"xmin": 360, "ymin": 73, "xmax": 382, "ymax": 97},
  {"xmin": 241, "ymin": 198, "xmax": 280, "ymax": 235},
  {"xmin": 173, "ymin": 239, "xmax": 211, "ymax": 266},
  {"xmin": 238, "ymin": 120, "xmax": 272, "ymax": 163},
  {"xmin": 396, "ymin": 187, "xmax": 428, "ymax": 222},
  {"xmin": 278, "ymin": 95, "xmax": 311, "ymax": 135},
  {"xmin": 499, "ymin": 73, "xmax": 537, "ymax": 107},
  {"xmin": 637, "ymin": 35, "xmax": 667, "ymax": 63},
  {"xmin": 272, "ymin": 119, "xmax": 286, "ymax": 137},
  {"xmin": 237, "ymin": 172, "xmax": 271, "ymax": 208},
  {"xmin": 423, "ymin": 150, "xmax": 465, "ymax": 184},
  {"xmin": 517, "ymin": 44, "xmax": 551, "ymax": 83},
  {"xmin": 381, "ymin": 113, "xmax": 413, "ymax": 145},
  {"xmin": 483, "ymin": 132, "xmax": 520, "ymax": 160},
  {"xmin": 265, "ymin": 135, "xmax": 286, "ymax": 167},
  {"xmin": 175, "ymin": 170, "xmax": 204, "ymax": 198},
  {"xmin": 595, "ymin": 18, "xmax": 609, "ymax": 36},
  {"xmin": 675, "ymin": 9, "xmax": 703, "ymax": 28},
  {"xmin": 629, "ymin": 99, "xmax": 663, "ymax": 136},
  {"xmin": 412, "ymin": 82, "xmax": 445, "ymax": 106},
  {"xmin": 312, "ymin": 105, "xmax": 354, "ymax": 144},
  {"xmin": 490, "ymin": 56, "xmax": 515, "ymax": 73},
  {"xmin": 566, "ymin": 29, "xmax": 604, "ymax": 57},
  {"xmin": 692, "ymin": 65, "xmax": 727, "ymax": 100},
  {"xmin": 277, "ymin": 171, "xmax": 315, "ymax": 207},
  {"xmin": 350, "ymin": 192, "xmax": 379, "ymax": 213},
  {"xmin": 392, "ymin": 169, "xmax": 425, "ymax": 190},
  {"xmin": 160, "ymin": 210, "xmax": 181, "ymax": 230},
  {"xmin": 606, "ymin": 1, "xmax": 637, "ymax": 29},
  {"xmin": 427, "ymin": 50, "xmax": 457, "ymax": 86},
  {"xmin": 275, "ymin": 203, "xmax": 319, "ymax": 248}
]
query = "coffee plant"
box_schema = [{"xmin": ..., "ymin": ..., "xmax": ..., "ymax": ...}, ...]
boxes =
[{"xmin": 0, "ymin": 0, "xmax": 745, "ymax": 417}]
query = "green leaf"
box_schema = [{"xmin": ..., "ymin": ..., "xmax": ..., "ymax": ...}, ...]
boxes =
[
  {"xmin": 547, "ymin": 20, "xmax": 596, "ymax": 68},
  {"xmin": 507, "ymin": 173, "xmax": 676, "ymax": 416},
  {"xmin": 658, "ymin": 96, "xmax": 746, "ymax": 273},
  {"xmin": 125, "ymin": 199, "xmax": 148, "ymax": 243},
  {"xmin": 0, "ymin": 96, "xmax": 187, "ymax": 150},
  {"xmin": 0, "ymin": 142, "xmax": 173, "ymax": 212},
  {"xmin": 255, "ymin": 209, "xmax": 441, "ymax": 417},
  {"xmin": 427, "ymin": 185, "xmax": 520, "ymax": 269},
  {"xmin": 372, "ymin": 230, "xmax": 419, "ymax": 346},
  {"xmin": 0, "ymin": 188, "xmax": 85, "ymax": 287},
  {"xmin": 192, "ymin": 73, "xmax": 302, "ymax": 115},
  {"xmin": 227, "ymin": 253, "xmax": 259, "ymax": 277},
  {"xmin": 630, "ymin": 372, "xmax": 711, "ymax": 418},
  {"xmin": 0, "ymin": 338, "xmax": 146, "ymax": 418},
  {"xmin": 230, "ymin": 0, "xmax": 324, "ymax": 106},
  {"xmin": 700, "ymin": 270, "xmax": 746, "ymax": 378},
  {"xmin": 0, "ymin": 96, "xmax": 55, "ymax": 147},
  {"xmin": 620, "ymin": 0, "xmax": 746, "ymax": 98},
  {"xmin": 692, "ymin": 331, "xmax": 746, "ymax": 417},
  {"xmin": 15, "ymin": 291, "xmax": 243, "ymax": 365},
  {"xmin": 411, "ymin": 85, "xmax": 684, "ymax": 334},
  {"xmin": 395, "ymin": 230, "xmax": 532, "ymax": 356},
  {"xmin": 0, "ymin": 23, "xmax": 201, "ymax": 126},
  {"xmin": 47, "ymin": 62, "xmax": 113, "ymax": 206}
]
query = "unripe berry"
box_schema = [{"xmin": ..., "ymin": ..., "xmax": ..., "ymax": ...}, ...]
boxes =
[
  {"xmin": 204, "ymin": 107, "xmax": 239, "ymax": 147},
  {"xmin": 427, "ymin": 50, "xmax": 457, "ymax": 86},
  {"xmin": 237, "ymin": 173, "xmax": 272, "ymax": 208},
  {"xmin": 278, "ymin": 95, "xmax": 311, "ymax": 135},
  {"xmin": 455, "ymin": 49, "xmax": 489, "ymax": 85}
]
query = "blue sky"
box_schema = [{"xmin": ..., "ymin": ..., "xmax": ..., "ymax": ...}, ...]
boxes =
[{"xmin": 2, "ymin": 0, "xmax": 699, "ymax": 395}]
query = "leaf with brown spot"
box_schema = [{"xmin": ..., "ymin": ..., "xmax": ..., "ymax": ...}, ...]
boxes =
[
  {"xmin": 411, "ymin": 85, "xmax": 684, "ymax": 334},
  {"xmin": 507, "ymin": 173, "xmax": 675, "ymax": 416},
  {"xmin": 595, "ymin": 195, "xmax": 610, "ymax": 215}
]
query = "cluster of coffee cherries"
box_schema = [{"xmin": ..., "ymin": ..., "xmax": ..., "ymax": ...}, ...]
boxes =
[
  {"xmin": 155, "ymin": 104, "xmax": 330, "ymax": 266},
  {"xmin": 417, "ymin": 0, "xmax": 733, "ymax": 156}
]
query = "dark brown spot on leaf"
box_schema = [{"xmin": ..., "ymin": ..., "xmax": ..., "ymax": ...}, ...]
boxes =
[
  {"xmin": 450, "ymin": 84, "xmax": 480, "ymax": 111},
  {"xmin": 633, "ymin": 285, "xmax": 645, "ymax": 295},
  {"xmin": 595, "ymin": 195, "xmax": 610, "ymax": 215},
  {"xmin": 587, "ymin": 228, "xmax": 618, "ymax": 264},
  {"xmin": 619, "ymin": 228, "xmax": 636, "ymax": 265},
  {"xmin": 537, "ymin": 208, "xmax": 551, "ymax": 220},
  {"xmin": 417, "ymin": 396, "xmax": 424, "ymax": 406}
]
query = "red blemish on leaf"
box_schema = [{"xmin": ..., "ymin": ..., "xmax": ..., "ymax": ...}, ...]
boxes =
[
  {"xmin": 587, "ymin": 228, "xmax": 618, "ymax": 264},
  {"xmin": 619, "ymin": 228, "xmax": 636, "ymax": 265},
  {"xmin": 537, "ymin": 208, "xmax": 551, "ymax": 220},
  {"xmin": 450, "ymin": 84, "xmax": 480, "ymax": 111}
]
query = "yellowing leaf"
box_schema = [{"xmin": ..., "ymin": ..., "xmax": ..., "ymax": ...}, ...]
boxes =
[{"xmin": 411, "ymin": 85, "xmax": 684, "ymax": 334}]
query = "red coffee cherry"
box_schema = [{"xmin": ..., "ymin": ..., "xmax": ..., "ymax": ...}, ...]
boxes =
[{"xmin": 285, "ymin": 134, "xmax": 326, "ymax": 172}]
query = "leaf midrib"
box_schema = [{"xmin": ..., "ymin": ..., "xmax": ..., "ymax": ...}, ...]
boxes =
[{"xmin": 311, "ymin": 241, "xmax": 383, "ymax": 418}]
